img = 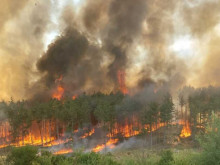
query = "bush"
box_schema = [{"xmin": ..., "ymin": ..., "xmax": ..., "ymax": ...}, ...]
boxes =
[
  {"xmin": 73, "ymin": 152, "xmax": 119, "ymax": 165},
  {"xmin": 197, "ymin": 116, "xmax": 220, "ymax": 165},
  {"xmin": 6, "ymin": 145, "xmax": 38, "ymax": 165},
  {"xmin": 51, "ymin": 155, "xmax": 73, "ymax": 165},
  {"xmin": 158, "ymin": 150, "xmax": 174, "ymax": 165},
  {"xmin": 35, "ymin": 151, "xmax": 53, "ymax": 165}
]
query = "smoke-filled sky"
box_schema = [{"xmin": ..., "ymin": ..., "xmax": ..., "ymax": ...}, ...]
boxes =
[{"xmin": 1, "ymin": 0, "xmax": 220, "ymax": 101}]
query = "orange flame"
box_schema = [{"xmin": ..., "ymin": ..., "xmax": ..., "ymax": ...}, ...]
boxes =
[
  {"xmin": 180, "ymin": 121, "xmax": 191, "ymax": 138},
  {"xmin": 92, "ymin": 138, "xmax": 119, "ymax": 152},
  {"xmin": 52, "ymin": 85, "xmax": 64, "ymax": 100},
  {"xmin": 53, "ymin": 148, "xmax": 73, "ymax": 155},
  {"xmin": 107, "ymin": 117, "xmax": 167, "ymax": 139},
  {"xmin": 117, "ymin": 70, "xmax": 128, "ymax": 95},
  {"xmin": 52, "ymin": 75, "xmax": 64, "ymax": 100},
  {"xmin": 72, "ymin": 95, "xmax": 77, "ymax": 100},
  {"xmin": 80, "ymin": 129, "xmax": 95, "ymax": 139},
  {"xmin": 80, "ymin": 128, "xmax": 95, "ymax": 139},
  {"xmin": 0, "ymin": 120, "xmax": 70, "ymax": 148},
  {"xmin": 92, "ymin": 144, "xmax": 105, "ymax": 152}
]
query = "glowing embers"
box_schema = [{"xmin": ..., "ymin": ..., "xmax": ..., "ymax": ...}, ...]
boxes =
[
  {"xmin": 53, "ymin": 148, "xmax": 73, "ymax": 155},
  {"xmin": 180, "ymin": 121, "xmax": 191, "ymax": 138},
  {"xmin": 92, "ymin": 138, "xmax": 119, "ymax": 152}
]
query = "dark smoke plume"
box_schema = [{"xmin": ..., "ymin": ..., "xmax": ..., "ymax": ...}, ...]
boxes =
[{"xmin": 2, "ymin": 0, "xmax": 220, "ymax": 100}]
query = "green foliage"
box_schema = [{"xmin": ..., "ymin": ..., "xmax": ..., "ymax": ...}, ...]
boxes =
[
  {"xmin": 73, "ymin": 152, "xmax": 119, "ymax": 165},
  {"xmin": 158, "ymin": 150, "xmax": 174, "ymax": 165},
  {"xmin": 141, "ymin": 102, "xmax": 159, "ymax": 128},
  {"xmin": 172, "ymin": 150, "xmax": 199, "ymax": 165},
  {"xmin": 51, "ymin": 155, "xmax": 73, "ymax": 165},
  {"xmin": 37, "ymin": 151, "xmax": 119, "ymax": 165},
  {"xmin": 35, "ymin": 156, "xmax": 52, "ymax": 165},
  {"xmin": 160, "ymin": 93, "xmax": 174, "ymax": 123},
  {"xmin": 197, "ymin": 115, "xmax": 220, "ymax": 165},
  {"xmin": 6, "ymin": 145, "xmax": 38, "ymax": 165}
]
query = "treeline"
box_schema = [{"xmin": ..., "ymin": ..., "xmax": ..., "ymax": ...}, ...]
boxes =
[
  {"xmin": 0, "ymin": 91, "xmax": 175, "ymax": 145},
  {"xmin": 179, "ymin": 86, "xmax": 220, "ymax": 138},
  {"xmin": 4, "ymin": 116, "xmax": 220, "ymax": 165},
  {"xmin": 1, "ymin": 86, "xmax": 220, "ymax": 145}
]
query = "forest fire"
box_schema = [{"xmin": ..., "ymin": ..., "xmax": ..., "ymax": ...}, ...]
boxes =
[
  {"xmin": 52, "ymin": 75, "xmax": 64, "ymax": 100},
  {"xmin": 117, "ymin": 70, "xmax": 128, "ymax": 95},
  {"xmin": 107, "ymin": 118, "xmax": 141, "ymax": 138},
  {"xmin": 0, "ymin": 120, "xmax": 70, "ymax": 148},
  {"xmin": 108, "ymin": 117, "xmax": 168, "ymax": 139},
  {"xmin": 0, "ymin": 115, "xmax": 193, "ymax": 152},
  {"xmin": 72, "ymin": 95, "xmax": 77, "ymax": 100},
  {"xmin": 53, "ymin": 148, "xmax": 73, "ymax": 155},
  {"xmin": 80, "ymin": 129, "xmax": 95, "ymax": 139},
  {"xmin": 180, "ymin": 121, "xmax": 191, "ymax": 138},
  {"xmin": 92, "ymin": 138, "xmax": 119, "ymax": 152},
  {"xmin": 2, "ymin": 0, "xmax": 220, "ymax": 163},
  {"xmin": 52, "ymin": 85, "xmax": 64, "ymax": 100}
]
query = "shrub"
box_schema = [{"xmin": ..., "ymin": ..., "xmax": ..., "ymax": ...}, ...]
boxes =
[
  {"xmin": 158, "ymin": 150, "xmax": 174, "ymax": 165},
  {"xmin": 73, "ymin": 152, "xmax": 119, "ymax": 165},
  {"xmin": 6, "ymin": 145, "xmax": 38, "ymax": 165},
  {"xmin": 197, "ymin": 116, "xmax": 220, "ymax": 165}
]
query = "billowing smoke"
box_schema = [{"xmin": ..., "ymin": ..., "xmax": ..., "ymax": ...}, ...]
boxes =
[
  {"xmin": 0, "ymin": 0, "xmax": 52, "ymax": 100},
  {"xmin": 1, "ymin": 0, "xmax": 220, "ymax": 100}
]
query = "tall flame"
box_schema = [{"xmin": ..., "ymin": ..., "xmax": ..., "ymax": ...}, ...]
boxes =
[
  {"xmin": 180, "ymin": 121, "xmax": 191, "ymax": 138},
  {"xmin": 117, "ymin": 70, "xmax": 128, "ymax": 94},
  {"xmin": 52, "ymin": 75, "xmax": 64, "ymax": 100},
  {"xmin": 52, "ymin": 85, "xmax": 64, "ymax": 100}
]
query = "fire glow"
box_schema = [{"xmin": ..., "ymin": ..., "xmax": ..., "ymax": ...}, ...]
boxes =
[
  {"xmin": 180, "ymin": 121, "xmax": 191, "ymax": 138},
  {"xmin": 117, "ymin": 70, "xmax": 128, "ymax": 95},
  {"xmin": 92, "ymin": 138, "xmax": 119, "ymax": 152},
  {"xmin": 52, "ymin": 85, "xmax": 64, "ymax": 100},
  {"xmin": 53, "ymin": 148, "xmax": 73, "ymax": 155},
  {"xmin": 52, "ymin": 76, "xmax": 64, "ymax": 100},
  {"xmin": 80, "ymin": 128, "xmax": 95, "ymax": 139}
]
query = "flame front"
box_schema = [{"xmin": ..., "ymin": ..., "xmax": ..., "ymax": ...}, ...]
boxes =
[
  {"xmin": 92, "ymin": 138, "xmax": 119, "ymax": 152},
  {"xmin": 80, "ymin": 128, "xmax": 95, "ymax": 139},
  {"xmin": 0, "ymin": 115, "xmax": 192, "ymax": 152},
  {"xmin": 53, "ymin": 148, "xmax": 73, "ymax": 155}
]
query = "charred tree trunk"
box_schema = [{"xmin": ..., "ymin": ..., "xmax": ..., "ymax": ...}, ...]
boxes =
[
  {"xmin": 150, "ymin": 124, "xmax": 152, "ymax": 148},
  {"xmin": 4, "ymin": 124, "xmax": 7, "ymax": 145},
  {"xmin": 44, "ymin": 120, "xmax": 48, "ymax": 144},
  {"xmin": 30, "ymin": 126, "xmax": 33, "ymax": 145},
  {"xmin": 181, "ymin": 106, "xmax": 183, "ymax": 120},
  {"xmin": 56, "ymin": 120, "xmax": 59, "ymax": 142},
  {"xmin": 21, "ymin": 125, "xmax": 24, "ymax": 146},
  {"xmin": 49, "ymin": 120, "xmax": 52, "ymax": 144},
  {"xmin": 37, "ymin": 121, "xmax": 44, "ymax": 146}
]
